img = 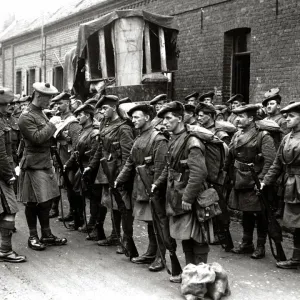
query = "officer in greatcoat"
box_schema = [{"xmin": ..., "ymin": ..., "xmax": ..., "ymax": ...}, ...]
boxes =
[
  {"xmin": 18, "ymin": 82, "xmax": 67, "ymax": 251},
  {"xmin": 262, "ymin": 101, "xmax": 300, "ymax": 269},
  {"xmin": 224, "ymin": 104, "xmax": 276, "ymax": 259},
  {"xmin": 152, "ymin": 101, "xmax": 211, "ymax": 282},
  {"xmin": 0, "ymin": 87, "xmax": 26, "ymax": 263}
]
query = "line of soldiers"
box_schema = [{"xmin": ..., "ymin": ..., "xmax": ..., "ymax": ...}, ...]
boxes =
[{"xmin": 0, "ymin": 82, "xmax": 299, "ymax": 278}]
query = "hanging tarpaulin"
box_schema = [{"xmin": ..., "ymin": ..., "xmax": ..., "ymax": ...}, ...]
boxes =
[
  {"xmin": 76, "ymin": 9, "xmax": 179, "ymax": 59},
  {"xmin": 113, "ymin": 17, "xmax": 144, "ymax": 86},
  {"xmin": 63, "ymin": 47, "xmax": 77, "ymax": 92}
]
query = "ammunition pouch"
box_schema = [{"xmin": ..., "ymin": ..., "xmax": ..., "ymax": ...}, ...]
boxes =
[
  {"xmin": 195, "ymin": 188, "xmax": 222, "ymax": 223},
  {"xmin": 233, "ymin": 160, "xmax": 255, "ymax": 189}
]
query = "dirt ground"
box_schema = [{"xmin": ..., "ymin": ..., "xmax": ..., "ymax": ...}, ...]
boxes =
[{"xmin": 1, "ymin": 197, "xmax": 299, "ymax": 300}]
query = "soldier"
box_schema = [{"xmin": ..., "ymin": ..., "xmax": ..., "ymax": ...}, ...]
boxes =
[
  {"xmin": 184, "ymin": 92, "xmax": 199, "ymax": 107},
  {"xmin": 224, "ymin": 104, "xmax": 276, "ymax": 259},
  {"xmin": 51, "ymin": 92, "xmax": 82, "ymax": 222},
  {"xmin": 183, "ymin": 104, "xmax": 197, "ymax": 125},
  {"xmin": 150, "ymin": 94, "xmax": 169, "ymax": 132},
  {"xmin": 18, "ymin": 82, "xmax": 67, "ymax": 251},
  {"xmin": 13, "ymin": 95, "xmax": 31, "ymax": 119},
  {"xmin": 116, "ymin": 104, "xmax": 182, "ymax": 277},
  {"xmin": 199, "ymin": 91, "xmax": 215, "ymax": 105},
  {"xmin": 196, "ymin": 103, "xmax": 231, "ymax": 145},
  {"xmin": 0, "ymin": 87, "xmax": 26, "ymax": 263},
  {"xmin": 84, "ymin": 95, "xmax": 137, "ymax": 257},
  {"xmin": 262, "ymin": 88, "xmax": 289, "ymax": 140},
  {"xmin": 152, "ymin": 101, "xmax": 211, "ymax": 282},
  {"xmin": 227, "ymin": 94, "xmax": 244, "ymax": 126},
  {"xmin": 261, "ymin": 101, "xmax": 300, "ymax": 269},
  {"xmin": 64, "ymin": 104, "xmax": 107, "ymax": 240}
]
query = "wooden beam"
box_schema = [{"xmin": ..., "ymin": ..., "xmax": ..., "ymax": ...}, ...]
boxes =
[
  {"xmin": 98, "ymin": 29, "xmax": 108, "ymax": 78},
  {"xmin": 144, "ymin": 22, "xmax": 152, "ymax": 74},
  {"xmin": 158, "ymin": 27, "xmax": 167, "ymax": 72},
  {"xmin": 85, "ymin": 41, "xmax": 91, "ymax": 81}
]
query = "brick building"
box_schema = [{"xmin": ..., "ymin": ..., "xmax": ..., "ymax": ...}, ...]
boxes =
[{"xmin": 0, "ymin": 0, "xmax": 299, "ymax": 104}]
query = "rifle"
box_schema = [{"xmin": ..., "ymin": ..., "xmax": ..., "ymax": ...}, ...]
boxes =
[
  {"xmin": 248, "ymin": 163, "xmax": 287, "ymax": 262},
  {"xmin": 136, "ymin": 165, "xmax": 172, "ymax": 275},
  {"xmin": 74, "ymin": 151, "xmax": 90, "ymax": 239},
  {"xmin": 51, "ymin": 145, "xmax": 73, "ymax": 230},
  {"xmin": 100, "ymin": 157, "xmax": 129, "ymax": 256}
]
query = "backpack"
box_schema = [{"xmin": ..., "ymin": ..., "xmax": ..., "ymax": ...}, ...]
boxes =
[{"xmin": 174, "ymin": 125, "xmax": 228, "ymax": 185}]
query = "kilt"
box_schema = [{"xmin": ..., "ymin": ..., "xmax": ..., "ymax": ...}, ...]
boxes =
[
  {"xmin": 283, "ymin": 203, "xmax": 300, "ymax": 229},
  {"xmin": 133, "ymin": 201, "xmax": 152, "ymax": 222},
  {"xmin": 19, "ymin": 168, "xmax": 60, "ymax": 204},
  {"xmin": 0, "ymin": 180, "xmax": 18, "ymax": 215}
]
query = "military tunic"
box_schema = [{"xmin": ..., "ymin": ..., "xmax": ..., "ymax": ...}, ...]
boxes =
[
  {"xmin": 89, "ymin": 117, "xmax": 134, "ymax": 209},
  {"xmin": 117, "ymin": 126, "xmax": 167, "ymax": 221},
  {"xmin": 18, "ymin": 104, "xmax": 60, "ymax": 203},
  {"xmin": 0, "ymin": 127, "xmax": 18, "ymax": 215},
  {"xmin": 225, "ymin": 124, "xmax": 276, "ymax": 211},
  {"xmin": 264, "ymin": 130, "xmax": 300, "ymax": 228},
  {"xmin": 154, "ymin": 128, "xmax": 208, "ymax": 243}
]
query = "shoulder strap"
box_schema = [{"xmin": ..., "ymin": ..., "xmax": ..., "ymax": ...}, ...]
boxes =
[{"xmin": 144, "ymin": 130, "xmax": 160, "ymax": 158}]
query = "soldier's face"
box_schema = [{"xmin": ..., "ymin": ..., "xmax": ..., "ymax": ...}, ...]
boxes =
[
  {"xmin": 286, "ymin": 111, "xmax": 300, "ymax": 129},
  {"xmin": 155, "ymin": 101, "xmax": 166, "ymax": 113},
  {"xmin": 183, "ymin": 111, "xmax": 193, "ymax": 122},
  {"xmin": 187, "ymin": 99, "xmax": 197, "ymax": 106},
  {"xmin": 236, "ymin": 112, "xmax": 252, "ymax": 129},
  {"xmin": 77, "ymin": 111, "xmax": 89, "ymax": 125},
  {"xmin": 162, "ymin": 112, "xmax": 182, "ymax": 132},
  {"xmin": 197, "ymin": 111, "xmax": 212, "ymax": 126},
  {"xmin": 203, "ymin": 97, "xmax": 213, "ymax": 105},
  {"xmin": 57, "ymin": 100, "xmax": 70, "ymax": 113},
  {"xmin": 266, "ymin": 100, "xmax": 279, "ymax": 115},
  {"xmin": 232, "ymin": 100, "xmax": 242, "ymax": 110},
  {"xmin": 38, "ymin": 94, "xmax": 52, "ymax": 109},
  {"xmin": 100, "ymin": 104, "xmax": 115, "ymax": 119},
  {"xmin": 131, "ymin": 110, "xmax": 149, "ymax": 129}
]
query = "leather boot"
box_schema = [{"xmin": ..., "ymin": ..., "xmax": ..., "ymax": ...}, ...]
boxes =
[
  {"xmin": 184, "ymin": 251, "xmax": 195, "ymax": 265},
  {"xmin": 131, "ymin": 224, "xmax": 156, "ymax": 264},
  {"xmin": 40, "ymin": 234, "xmax": 67, "ymax": 246},
  {"xmin": 149, "ymin": 251, "xmax": 165, "ymax": 272},
  {"xmin": 79, "ymin": 222, "xmax": 94, "ymax": 233},
  {"xmin": 232, "ymin": 241, "xmax": 254, "ymax": 254},
  {"xmin": 58, "ymin": 211, "xmax": 73, "ymax": 222},
  {"xmin": 251, "ymin": 244, "xmax": 265, "ymax": 259},
  {"xmin": 218, "ymin": 227, "xmax": 234, "ymax": 252},
  {"xmin": 0, "ymin": 250, "xmax": 26, "ymax": 263},
  {"xmin": 28, "ymin": 236, "xmax": 46, "ymax": 251},
  {"xmin": 49, "ymin": 198, "xmax": 59, "ymax": 218},
  {"xmin": 170, "ymin": 251, "xmax": 182, "ymax": 276},
  {"xmin": 276, "ymin": 259, "xmax": 300, "ymax": 269},
  {"xmin": 86, "ymin": 222, "xmax": 106, "ymax": 241}
]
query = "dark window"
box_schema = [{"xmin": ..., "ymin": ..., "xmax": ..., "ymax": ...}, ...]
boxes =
[
  {"xmin": 28, "ymin": 69, "xmax": 36, "ymax": 95},
  {"xmin": 223, "ymin": 28, "xmax": 251, "ymax": 103},
  {"xmin": 16, "ymin": 71, "xmax": 22, "ymax": 95},
  {"xmin": 53, "ymin": 66, "xmax": 64, "ymax": 92}
]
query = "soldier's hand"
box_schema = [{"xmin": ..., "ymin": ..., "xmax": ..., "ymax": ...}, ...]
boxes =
[
  {"xmin": 8, "ymin": 177, "xmax": 16, "ymax": 185},
  {"xmin": 114, "ymin": 181, "xmax": 118, "ymax": 188},
  {"xmin": 182, "ymin": 201, "xmax": 192, "ymax": 211},
  {"xmin": 63, "ymin": 165, "xmax": 67, "ymax": 172},
  {"xmin": 151, "ymin": 184, "xmax": 157, "ymax": 193},
  {"xmin": 83, "ymin": 167, "xmax": 91, "ymax": 176},
  {"xmin": 260, "ymin": 181, "xmax": 265, "ymax": 190}
]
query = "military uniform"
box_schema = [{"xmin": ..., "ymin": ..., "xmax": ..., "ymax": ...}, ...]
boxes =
[
  {"xmin": 227, "ymin": 94, "xmax": 244, "ymax": 127},
  {"xmin": 89, "ymin": 95, "xmax": 136, "ymax": 255},
  {"xmin": 263, "ymin": 101, "xmax": 300, "ymax": 268},
  {"xmin": 224, "ymin": 104, "xmax": 276, "ymax": 258},
  {"xmin": 117, "ymin": 104, "xmax": 181, "ymax": 274},
  {"xmin": 65, "ymin": 104, "xmax": 107, "ymax": 240},
  {"xmin": 18, "ymin": 82, "xmax": 67, "ymax": 251},
  {"xmin": 154, "ymin": 102, "xmax": 210, "ymax": 269},
  {"xmin": 0, "ymin": 87, "xmax": 25, "ymax": 263}
]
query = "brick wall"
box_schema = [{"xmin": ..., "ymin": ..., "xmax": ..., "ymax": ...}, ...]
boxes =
[{"xmin": 1, "ymin": 0, "xmax": 300, "ymax": 105}]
